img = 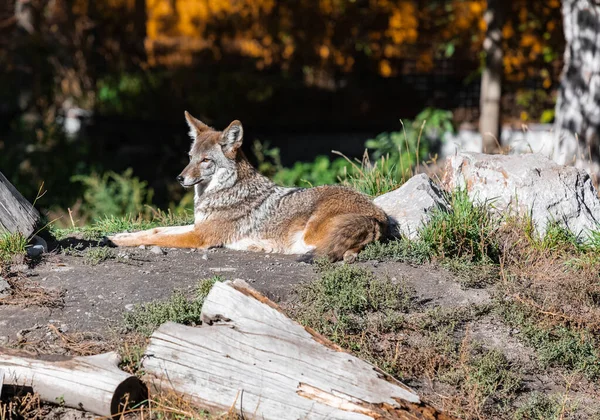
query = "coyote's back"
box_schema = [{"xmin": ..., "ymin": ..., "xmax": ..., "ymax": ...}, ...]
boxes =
[{"xmin": 109, "ymin": 112, "xmax": 387, "ymax": 262}]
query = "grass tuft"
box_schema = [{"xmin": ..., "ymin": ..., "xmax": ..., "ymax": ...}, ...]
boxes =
[
  {"xmin": 51, "ymin": 209, "xmax": 194, "ymax": 242},
  {"xmin": 123, "ymin": 277, "xmax": 220, "ymax": 336},
  {"xmin": 514, "ymin": 392, "xmax": 563, "ymax": 420},
  {"xmin": 83, "ymin": 247, "xmax": 116, "ymax": 265},
  {"xmin": 293, "ymin": 260, "xmax": 413, "ymax": 345},
  {"xmin": 0, "ymin": 232, "xmax": 28, "ymax": 264},
  {"xmin": 497, "ymin": 300, "xmax": 600, "ymax": 379},
  {"xmin": 359, "ymin": 236, "xmax": 432, "ymax": 264},
  {"xmin": 420, "ymin": 189, "xmax": 499, "ymax": 263}
]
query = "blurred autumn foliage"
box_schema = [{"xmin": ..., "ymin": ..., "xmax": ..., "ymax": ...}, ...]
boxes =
[
  {"xmin": 1, "ymin": 0, "xmax": 564, "ymax": 120},
  {"xmin": 0, "ymin": 0, "xmax": 566, "ymax": 214}
]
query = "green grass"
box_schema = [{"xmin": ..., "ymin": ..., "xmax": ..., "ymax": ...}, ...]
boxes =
[
  {"xmin": 359, "ymin": 189, "xmax": 500, "ymax": 266},
  {"xmin": 514, "ymin": 392, "xmax": 564, "ymax": 420},
  {"xmin": 358, "ymin": 236, "xmax": 432, "ymax": 264},
  {"xmin": 123, "ymin": 277, "xmax": 221, "ymax": 336},
  {"xmin": 51, "ymin": 210, "xmax": 194, "ymax": 241},
  {"xmin": 294, "ymin": 259, "xmax": 413, "ymax": 341},
  {"xmin": 0, "ymin": 232, "xmax": 28, "ymax": 264},
  {"xmin": 497, "ymin": 300, "xmax": 600, "ymax": 379},
  {"xmin": 83, "ymin": 247, "xmax": 116, "ymax": 265},
  {"xmin": 420, "ymin": 189, "xmax": 499, "ymax": 263},
  {"xmin": 463, "ymin": 347, "xmax": 522, "ymax": 404}
]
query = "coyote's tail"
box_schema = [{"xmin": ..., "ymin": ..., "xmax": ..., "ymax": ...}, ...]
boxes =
[{"xmin": 315, "ymin": 213, "xmax": 386, "ymax": 262}]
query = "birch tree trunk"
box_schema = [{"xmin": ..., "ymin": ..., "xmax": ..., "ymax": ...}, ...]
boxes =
[
  {"xmin": 554, "ymin": 0, "xmax": 600, "ymax": 179},
  {"xmin": 479, "ymin": 0, "xmax": 506, "ymax": 153}
]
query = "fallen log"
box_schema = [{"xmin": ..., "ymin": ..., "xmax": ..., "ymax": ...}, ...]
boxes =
[
  {"xmin": 0, "ymin": 348, "xmax": 147, "ymax": 417},
  {"xmin": 0, "ymin": 171, "xmax": 39, "ymax": 237},
  {"xmin": 144, "ymin": 280, "xmax": 453, "ymax": 420}
]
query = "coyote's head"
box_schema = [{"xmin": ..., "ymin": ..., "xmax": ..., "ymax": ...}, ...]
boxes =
[{"xmin": 177, "ymin": 111, "xmax": 244, "ymax": 194}]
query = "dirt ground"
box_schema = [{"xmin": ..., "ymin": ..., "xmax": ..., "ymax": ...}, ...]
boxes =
[
  {"xmin": 0, "ymin": 244, "xmax": 486, "ymax": 344},
  {"xmin": 1, "ymin": 240, "xmax": 599, "ymax": 419}
]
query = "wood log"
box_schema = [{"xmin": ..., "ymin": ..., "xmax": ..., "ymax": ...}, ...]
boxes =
[
  {"xmin": 0, "ymin": 171, "xmax": 39, "ymax": 237},
  {"xmin": 0, "ymin": 348, "xmax": 147, "ymax": 417},
  {"xmin": 143, "ymin": 280, "xmax": 453, "ymax": 420}
]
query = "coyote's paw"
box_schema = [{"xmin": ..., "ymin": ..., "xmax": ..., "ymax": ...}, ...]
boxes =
[
  {"xmin": 106, "ymin": 232, "xmax": 135, "ymax": 247},
  {"xmin": 343, "ymin": 250, "xmax": 358, "ymax": 264}
]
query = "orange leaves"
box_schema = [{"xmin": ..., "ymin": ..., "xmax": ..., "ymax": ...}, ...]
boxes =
[
  {"xmin": 379, "ymin": 60, "xmax": 392, "ymax": 77},
  {"xmin": 386, "ymin": 2, "xmax": 418, "ymax": 45}
]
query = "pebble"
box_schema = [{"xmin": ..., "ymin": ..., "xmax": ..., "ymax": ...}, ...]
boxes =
[
  {"xmin": 27, "ymin": 244, "xmax": 45, "ymax": 258},
  {"xmin": 0, "ymin": 277, "xmax": 11, "ymax": 298},
  {"xmin": 31, "ymin": 235, "xmax": 48, "ymax": 252},
  {"xmin": 150, "ymin": 246, "xmax": 166, "ymax": 255},
  {"xmin": 125, "ymin": 304, "xmax": 135, "ymax": 311},
  {"xmin": 209, "ymin": 267, "xmax": 236, "ymax": 272},
  {"xmin": 138, "ymin": 245, "xmax": 146, "ymax": 250},
  {"xmin": 202, "ymin": 254, "xmax": 208, "ymax": 261}
]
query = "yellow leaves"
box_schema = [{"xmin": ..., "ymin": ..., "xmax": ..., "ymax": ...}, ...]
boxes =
[
  {"xmin": 503, "ymin": 23, "xmax": 515, "ymax": 39},
  {"xmin": 469, "ymin": 2, "xmax": 483, "ymax": 14},
  {"xmin": 379, "ymin": 60, "xmax": 392, "ymax": 77},
  {"xmin": 543, "ymin": 78, "xmax": 552, "ymax": 89},
  {"xmin": 319, "ymin": 45, "xmax": 331, "ymax": 59},
  {"xmin": 386, "ymin": 2, "xmax": 418, "ymax": 45}
]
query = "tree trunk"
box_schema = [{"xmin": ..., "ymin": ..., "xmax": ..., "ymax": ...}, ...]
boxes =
[
  {"xmin": 553, "ymin": 0, "xmax": 600, "ymax": 180},
  {"xmin": 143, "ymin": 280, "xmax": 453, "ymax": 420},
  {"xmin": 0, "ymin": 171, "xmax": 40, "ymax": 236},
  {"xmin": 0, "ymin": 349, "xmax": 147, "ymax": 417},
  {"xmin": 479, "ymin": 0, "xmax": 506, "ymax": 153}
]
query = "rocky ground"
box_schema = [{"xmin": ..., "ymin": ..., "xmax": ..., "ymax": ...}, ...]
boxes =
[
  {"xmin": 1, "ymin": 237, "xmax": 599, "ymax": 419},
  {"xmin": 0, "ymin": 242, "xmax": 485, "ymax": 345}
]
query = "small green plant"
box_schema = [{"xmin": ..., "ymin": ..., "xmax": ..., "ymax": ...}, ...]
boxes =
[
  {"xmin": 339, "ymin": 153, "xmax": 404, "ymax": 197},
  {"xmin": 514, "ymin": 392, "xmax": 563, "ymax": 420},
  {"xmin": 0, "ymin": 232, "xmax": 28, "ymax": 264},
  {"xmin": 72, "ymin": 169, "xmax": 155, "ymax": 222},
  {"xmin": 497, "ymin": 301, "xmax": 600, "ymax": 379},
  {"xmin": 420, "ymin": 190, "xmax": 499, "ymax": 263},
  {"xmin": 83, "ymin": 247, "xmax": 116, "ymax": 265},
  {"xmin": 52, "ymin": 209, "xmax": 194, "ymax": 242},
  {"xmin": 294, "ymin": 260, "xmax": 413, "ymax": 341},
  {"xmin": 358, "ymin": 236, "xmax": 432, "ymax": 264},
  {"xmin": 123, "ymin": 277, "xmax": 220, "ymax": 336},
  {"xmin": 463, "ymin": 347, "xmax": 522, "ymax": 404},
  {"xmin": 534, "ymin": 221, "xmax": 582, "ymax": 253}
]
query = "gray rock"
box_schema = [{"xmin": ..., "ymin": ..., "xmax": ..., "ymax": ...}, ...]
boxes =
[
  {"xmin": 0, "ymin": 277, "xmax": 11, "ymax": 298},
  {"xmin": 26, "ymin": 244, "xmax": 45, "ymax": 258},
  {"xmin": 442, "ymin": 152, "xmax": 600, "ymax": 238},
  {"xmin": 138, "ymin": 245, "xmax": 146, "ymax": 250},
  {"xmin": 374, "ymin": 174, "xmax": 450, "ymax": 239},
  {"xmin": 30, "ymin": 235, "xmax": 48, "ymax": 252},
  {"xmin": 150, "ymin": 245, "xmax": 165, "ymax": 255}
]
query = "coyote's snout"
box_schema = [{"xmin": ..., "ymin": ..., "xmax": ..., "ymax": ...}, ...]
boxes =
[{"xmin": 109, "ymin": 112, "xmax": 387, "ymax": 262}]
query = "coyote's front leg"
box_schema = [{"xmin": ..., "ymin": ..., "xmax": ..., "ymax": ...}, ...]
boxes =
[{"xmin": 108, "ymin": 225, "xmax": 206, "ymax": 248}]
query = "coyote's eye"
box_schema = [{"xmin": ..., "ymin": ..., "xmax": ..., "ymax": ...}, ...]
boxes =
[{"xmin": 201, "ymin": 158, "xmax": 211, "ymax": 163}]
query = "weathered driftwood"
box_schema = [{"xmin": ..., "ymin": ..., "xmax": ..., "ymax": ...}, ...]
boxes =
[
  {"xmin": 0, "ymin": 348, "xmax": 147, "ymax": 417},
  {"xmin": 144, "ymin": 280, "xmax": 453, "ymax": 420},
  {"xmin": 0, "ymin": 171, "xmax": 39, "ymax": 236}
]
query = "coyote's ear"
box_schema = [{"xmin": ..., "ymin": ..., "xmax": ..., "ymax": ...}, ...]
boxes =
[
  {"xmin": 184, "ymin": 111, "xmax": 209, "ymax": 139},
  {"xmin": 220, "ymin": 120, "xmax": 243, "ymax": 155}
]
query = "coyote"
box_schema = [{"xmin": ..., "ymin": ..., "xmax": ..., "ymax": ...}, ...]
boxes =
[{"xmin": 109, "ymin": 112, "xmax": 387, "ymax": 262}]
